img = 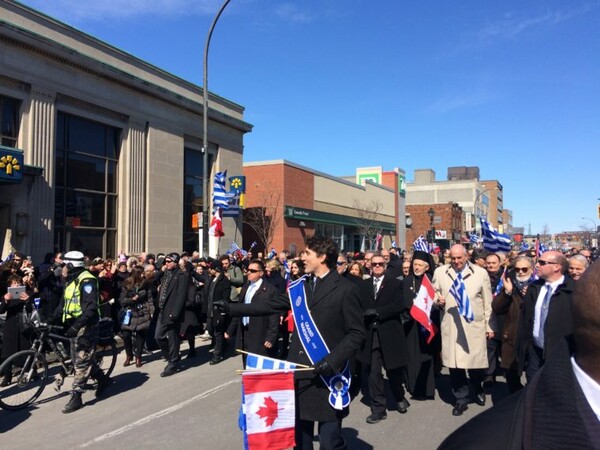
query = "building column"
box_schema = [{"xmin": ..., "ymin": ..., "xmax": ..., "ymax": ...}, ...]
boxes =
[
  {"xmin": 24, "ymin": 86, "xmax": 56, "ymax": 260},
  {"xmin": 118, "ymin": 118, "xmax": 147, "ymax": 254}
]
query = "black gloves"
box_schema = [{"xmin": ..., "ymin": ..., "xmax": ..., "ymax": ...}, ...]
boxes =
[
  {"xmin": 364, "ymin": 309, "xmax": 379, "ymax": 319},
  {"xmin": 213, "ymin": 300, "xmax": 230, "ymax": 315},
  {"xmin": 65, "ymin": 326, "xmax": 79, "ymax": 338},
  {"xmin": 313, "ymin": 358, "xmax": 335, "ymax": 376}
]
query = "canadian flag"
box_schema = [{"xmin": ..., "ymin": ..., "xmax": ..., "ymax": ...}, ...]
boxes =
[
  {"xmin": 409, "ymin": 274, "xmax": 438, "ymax": 344},
  {"xmin": 241, "ymin": 372, "xmax": 295, "ymax": 450},
  {"xmin": 209, "ymin": 208, "xmax": 224, "ymax": 237}
]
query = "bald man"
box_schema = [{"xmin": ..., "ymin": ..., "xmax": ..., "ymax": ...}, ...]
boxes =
[{"xmin": 439, "ymin": 261, "xmax": 600, "ymax": 449}]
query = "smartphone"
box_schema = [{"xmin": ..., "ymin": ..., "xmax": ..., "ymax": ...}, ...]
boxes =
[{"xmin": 8, "ymin": 286, "xmax": 25, "ymax": 299}]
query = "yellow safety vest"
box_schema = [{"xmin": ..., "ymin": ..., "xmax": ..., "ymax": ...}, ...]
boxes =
[{"xmin": 62, "ymin": 271, "xmax": 99, "ymax": 322}]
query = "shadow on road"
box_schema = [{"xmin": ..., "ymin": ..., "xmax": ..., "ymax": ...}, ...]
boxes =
[
  {"xmin": 85, "ymin": 371, "xmax": 150, "ymax": 407},
  {"xmin": 342, "ymin": 428, "xmax": 374, "ymax": 450},
  {"xmin": 0, "ymin": 407, "xmax": 32, "ymax": 433}
]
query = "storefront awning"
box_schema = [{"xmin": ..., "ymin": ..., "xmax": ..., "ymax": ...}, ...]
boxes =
[{"xmin": 284, "ymin": 205, "xmax": 396, "ymax": 232}]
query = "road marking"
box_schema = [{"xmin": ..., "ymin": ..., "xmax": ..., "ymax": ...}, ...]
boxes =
[{"xmin": 79, "ymin": 378, "xmax": 240, "ymax": 448}]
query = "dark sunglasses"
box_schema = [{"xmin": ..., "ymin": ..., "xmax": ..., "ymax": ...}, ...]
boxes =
[
  {"xmin": 164, "ymin": 259, "xmax": 173, "ymax": 264},
  {"xmin": 247, "ymin": 268, "xmax": 262, "ymax": 273},
  {"xmin": 371, "ymin": 262, "xmax": 385, "ymax": 267},
  {"xmin": 336, "ymin": 261, "xmax": 346, "ymax": 266},
  {"xmin": 537, "ymin": 260, "xmax": 557, "ymax": 266},
  {"xmin": 514, "ymin": 267, "xmax": 530, "ymax": 273}
]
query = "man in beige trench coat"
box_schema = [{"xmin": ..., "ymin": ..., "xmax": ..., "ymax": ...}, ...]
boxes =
[{"xmin": 433, "ymin": 244, "xmax": 496, "ymax": 416}]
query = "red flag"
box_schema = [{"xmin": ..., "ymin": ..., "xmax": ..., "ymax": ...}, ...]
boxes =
[
  {"xmin": 209, "ymin": 208, "xmax": 224, "ymax": 237},
  {"xmin": 409, "ymin": 274, "xmax": 438, "ymax": 344},
  {"xmin": 242, "ymin": 372, "xmax": 295, "ymax": 450}
]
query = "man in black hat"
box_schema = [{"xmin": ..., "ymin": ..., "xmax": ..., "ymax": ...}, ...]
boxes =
[
  {"xmin": 206, "ymin": 259, "xmax": 231, "ymax": 365},
  {"xmin": 155, "ymin": 252, "xmax": 189, "ymax": 377}
]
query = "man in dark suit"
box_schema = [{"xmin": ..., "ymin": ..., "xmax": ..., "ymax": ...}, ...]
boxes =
[
  {"xmin": 357, "ymin": 252, "xmax": 412, "ymax": 424},
  {"xmin": 516, "ymin": 250, "xmax": 575, "ymax": 382},
  {"xmin": 155, "ymin": 252, "xmax": 189, "ymax": 377},
  {"xmin": 225, "ymin": 259, "xmax": 279, "ymax": 364},
  {"xmin": 216, "ymin": 236, "xmax": 365, "ymax": 450},
  {"xmin": 206, "ymin": 259, "xmax": 232, "ymax": 365}
]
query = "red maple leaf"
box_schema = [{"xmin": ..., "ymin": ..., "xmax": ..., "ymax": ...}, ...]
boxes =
[{"xmin": 256, "ymin": 396, "xmax": 280, "ymax": 427}]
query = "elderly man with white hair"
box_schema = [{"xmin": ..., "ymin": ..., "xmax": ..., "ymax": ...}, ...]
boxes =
[{"xmin": 568, "ymin": 254, "xmax": 588, "ymax": 280}]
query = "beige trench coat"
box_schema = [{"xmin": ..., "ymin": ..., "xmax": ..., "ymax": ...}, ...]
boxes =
[{"xmin": 433, "ymin": 263, "xmax": 496, "ymax": 369}]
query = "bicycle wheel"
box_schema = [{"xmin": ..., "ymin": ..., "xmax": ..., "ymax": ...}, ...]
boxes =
[
  {"xmin": 0, "ymin": 350, "xmax": 48, "ymax": 411},
  {"xmin": 95, "ymin": 340, "xmax": 117, "ymax": 377}
]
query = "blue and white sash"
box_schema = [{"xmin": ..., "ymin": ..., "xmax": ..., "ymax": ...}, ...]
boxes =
[
  {"xmin": 288, "ymin": 276, "xmax": 351, "ymax": 410},
  {"xmin": 449, "ymin": 272, "xmax": 474, "ymax": 322}
]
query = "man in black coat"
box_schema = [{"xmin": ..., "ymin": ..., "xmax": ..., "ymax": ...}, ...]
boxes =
[
  {"xmin": 357, "ymin": 252, "xmax": 412, "ymax": 424},
  {"xmin": 206, "ymin": 259, "xmax": 232, "ymax": 365},
  {"xmin": 216, "ymin": 236, "xmax": 365, "ymax": 450},
  {"xmin": 439, "ymin": 261, "xmax": 600, "ymax": 450},
  {"xmin": 516, "ymin": 251, "xmax": 575, "ymax": 382},
  {"xmin": 155, "ymin": 252, "xmax": 189, "ymax": 377},
  {"xmin": 225, "ymin": 259, "xmax": 279, "ymax": 364}
]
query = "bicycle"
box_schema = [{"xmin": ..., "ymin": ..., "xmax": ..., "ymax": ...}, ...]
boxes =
[{"xmin": 0, "ymin": 317, "xmax": 118, "ymax": 411}]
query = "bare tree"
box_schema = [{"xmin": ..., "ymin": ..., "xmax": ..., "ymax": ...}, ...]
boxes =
[
  {"xmin": 353, "ymin": 199, "xmax": 384, "ymax": 251},
  {"xmin": 243, "ymin": 181, "xmax": 283, "ymax": 253}
]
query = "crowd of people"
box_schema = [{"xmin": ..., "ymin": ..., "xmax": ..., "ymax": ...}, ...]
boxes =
[{"xmin": 0, "ymin": 241, "xmax": 597, "ymax": 447}]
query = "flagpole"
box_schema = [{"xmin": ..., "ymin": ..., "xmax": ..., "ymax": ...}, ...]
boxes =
[
  {"xmin": 202, "ymin": 0, "xmax": 232, "ymax": 257},
  {"xmin": 235, "ymin": 349, "xmax": 310, "ymax": 368}
]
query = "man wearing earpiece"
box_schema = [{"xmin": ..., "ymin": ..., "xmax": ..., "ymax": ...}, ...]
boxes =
[{"xmin": 58, "ymin": 251, "xmax": 112, "ymax": 414}]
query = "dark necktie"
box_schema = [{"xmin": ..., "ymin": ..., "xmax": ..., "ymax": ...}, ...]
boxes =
[{"xmin": 537, "ymin": 284, "xmax": 553, "ymax": 348}]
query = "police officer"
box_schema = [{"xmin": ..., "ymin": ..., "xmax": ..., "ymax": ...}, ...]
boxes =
[{"xmin": 59, "ymin": 251, "xmax": 112, "ymax": 413}]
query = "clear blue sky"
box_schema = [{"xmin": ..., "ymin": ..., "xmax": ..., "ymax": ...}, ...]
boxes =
[{"xmin": 19, "ymin": 0, "xmax": 600, "ymax": 235}]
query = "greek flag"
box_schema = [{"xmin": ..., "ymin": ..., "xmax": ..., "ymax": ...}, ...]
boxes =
[
  {"xmin": 413, "ymin": 235, "xmax": 429, "ymax": 252},
  {"xmin": 539, "ymin": 242, "xmax": 548, "ymax": 254},
  {"xmin": 480, "ymin": 218, "xmax": 511, "ymax": 252},
  {"xmin": 282, "ymin": 259, "xmax": 291, "ymax": 282},
  {"xmin": 391, "ymin": 239, "xmax": 398, "ymax": 249},
  {"xmin": 267, "ymin": 248, "xmax": 276, "ymax": 260},
  {"xmin": 213, "ymin": 171, "xmax": 231, "ymax": 209},
  {"xmin": 520, "ymin": 241, "xmax": 529, "ymax": 251},
  {"xmin": 245, "ymin": 352, "xmax": 297, "ymax": 371},
  {"xmin": 449, "ymin": 272, "xmax": 474, "ymax": 322},
  {"xmin": 469, "ymin": 232, "xmax": 479, "ymax": 244}
]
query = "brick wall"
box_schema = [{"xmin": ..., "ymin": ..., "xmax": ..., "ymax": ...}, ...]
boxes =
[{"xmin": 406, "ymin": 203, "xmax": 463, "ymax": 247}]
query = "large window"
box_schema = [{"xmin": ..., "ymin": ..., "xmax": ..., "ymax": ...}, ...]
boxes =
[
  {"xmin": 0, "ymin": 96, "xmax": 20, "ymax": 147},
  {"xmin": 183, "ymin": 147, "xmax": 213, "ymax": 253},
  {"xmin": 54, "ymin": 112, "xmax": 120, "ymax": 258},
  {"xmin": 315, "ymin": 223, "xmax": 345, "ymax": 251}
]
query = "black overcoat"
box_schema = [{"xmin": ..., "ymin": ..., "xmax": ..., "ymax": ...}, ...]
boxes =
[
  {"xmin": 226, "ymin": 279, "xmax": 280, "ymax": 356},
  {"xmin": 229, "ymin": 270, "xmax": 365, "ymax": 422},
  {"xmin": 158, "ymin": 268, "xmax": 189, "ymax": 326},
  {"xmin": 356, "ymin": 275, "xmax": 411, "ymax": 370}
]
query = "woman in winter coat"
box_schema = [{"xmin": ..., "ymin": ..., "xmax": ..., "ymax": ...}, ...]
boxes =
[
  {"xmin": 1, "ymin": 274, "xmax": 33, "ymax": 386},
  {"xmin": 119, "ymin": 266, "xmax": 154, "ymax": 367}
]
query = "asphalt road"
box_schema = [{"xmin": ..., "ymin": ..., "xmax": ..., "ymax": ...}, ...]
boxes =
[{"xmin": 0, "ymin": 339, "xmax": 512, "ymax": 449}]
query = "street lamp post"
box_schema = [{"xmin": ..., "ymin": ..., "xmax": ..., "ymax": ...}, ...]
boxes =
[
  {"xmin": 428, "ymin": 207, "xmax": 435, "ymax": 248},
  {"xmin": 581, "ymin": 217, "xmax": 598, "ymax": 248},
  {"xmin": 473, "ymin": 187, "xmax": 497, "ymax": 233},
  {"xmin": 202, "ymin": 0, "xmax": 232, "ymax": 257}
]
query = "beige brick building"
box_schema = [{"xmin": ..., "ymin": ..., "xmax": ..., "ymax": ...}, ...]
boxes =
[{"xmin": 0, "ymin": 0, "xmax": 251, "ymax": 260}]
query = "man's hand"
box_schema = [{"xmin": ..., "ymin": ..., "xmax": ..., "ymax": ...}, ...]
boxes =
[
  {"xmin": 486, "ymin": 331, "xmax": 495, "ymax": 339},
  {"xmin": 313, "ymin": 358, "xmax": 335, "ymax": 376},
  {"xmin": 363, "ymin": 309, "xmax": 379, "ymax": 319},
  {"xmin": 65, "ymin": 326, "xmax": 79, "ymax": 338},
  {"xmin": 502, "ymin": 271, "xmax": 513, "ymax": 295},
  {"xmin": 213, "ymin": 300, "xmax": 230, "ymax": 315},
  {"xmin": 224, "ymin": 332, "xmax": 230, "ymax": 340},
  {"xmin": 264, "ymin": 341, "xmax": 273, "ymax": 349}
]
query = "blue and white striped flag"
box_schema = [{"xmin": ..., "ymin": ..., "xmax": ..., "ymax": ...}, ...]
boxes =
[
  {"xmin": 391, "ymin": 240, "xmax": 398, "ymax": 249},
  {"xmin": 213, "ymin": 171, "xmax": 231, "ymax": 209},
  {"xmin": 282, "ymin": 259, "xmax": 291, "ymax": 283},
  {"xmin": 539, "ymin": 242, "xmax": 548, "ymax": 254},
  {"xmin": 469, "ymin": 232, "xmax": 479, "ymax": 244},
  {"xmin": 449, "ymin": 272, "xmax": 474, "ymax": 322},
  {"xmin": 413, "ymin": 235, "xmax": 429, "ymax": 252},
  {"xmin": 520, "ymin": 241, "xmax": 529, "ymax": 252},
  {"xmin": 245, "ymin": 352, "xmax": 297, "ymax": 371},
  {"xmin": 267, "ymin": 248, "xmax": 276, "ymax": 260},
  {"xmin": 480, "ymin": 218, "xmax": 511, "ymax": 252}
]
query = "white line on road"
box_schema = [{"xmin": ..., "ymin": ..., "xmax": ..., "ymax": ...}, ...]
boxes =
[{"xmin": 79, "ymin": 378, "xmax": 240, "ymax": 448}]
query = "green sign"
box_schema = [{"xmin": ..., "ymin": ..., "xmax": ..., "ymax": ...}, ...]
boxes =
[{"xmin": 284, "ymin": 205, "xmax": 395, "ymax": 232}]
